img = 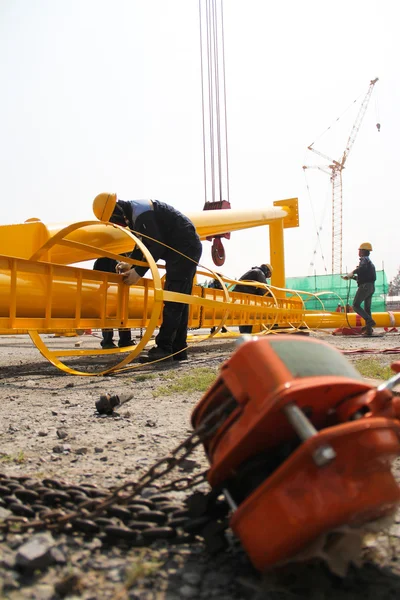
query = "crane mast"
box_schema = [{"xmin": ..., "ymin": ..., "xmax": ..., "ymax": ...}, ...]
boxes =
[{"xmin": 304, "ymin": 78, "xmax": 379, "ymax": 275}]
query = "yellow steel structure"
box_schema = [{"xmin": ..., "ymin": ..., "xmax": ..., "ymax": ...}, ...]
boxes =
[{"xmin": 0, "ymin": 197, "xmax": 398, "ymax": 376}]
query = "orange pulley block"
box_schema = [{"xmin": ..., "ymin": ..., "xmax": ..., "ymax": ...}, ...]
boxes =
[{"xmin": 192, "ymin": 336, "xmax": 400, "ymax": 571}]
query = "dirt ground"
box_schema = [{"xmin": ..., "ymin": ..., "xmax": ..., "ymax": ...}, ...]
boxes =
[{"xmin": 1, "ymin": 329, "xmax": 400, "ymax": 600}]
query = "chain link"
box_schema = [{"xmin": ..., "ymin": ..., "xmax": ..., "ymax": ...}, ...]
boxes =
[{"xmin": 1, "ymin": 396, "xmax": 236, "ymax": 533}]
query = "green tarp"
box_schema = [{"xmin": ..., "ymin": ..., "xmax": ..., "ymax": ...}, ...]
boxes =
[{"xmin": 286, "ymin": 270, "xmax": 388, "ymax": 312}]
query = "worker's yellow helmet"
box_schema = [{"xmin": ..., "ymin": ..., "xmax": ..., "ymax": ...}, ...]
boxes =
[
  {"xmin": 261, "ymin": 263, "xmax": 273, "ymax": 276},
  {"xmin": 93, "ymin": 193, "xmax": 117, "ymax": 222},
  {"xmin": 359, "ymin": 242, "xmax": 373, "ymax": 251}
]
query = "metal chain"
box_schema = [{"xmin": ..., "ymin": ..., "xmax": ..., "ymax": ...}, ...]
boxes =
[{"xmin": 1, "ymin": 396, "xmax": 236, "ymax": 533}]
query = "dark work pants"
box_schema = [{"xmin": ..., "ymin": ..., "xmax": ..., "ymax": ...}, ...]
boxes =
[
  {"xmin": 352, "ymin": 282, "xmax": 375, "ymax": 326},
  {"xmin": 155, "ymin": 240, "xmax": 202, "ymax": 353},
  {"xmin": 239, "ymin": 325, "xmax": 253, "ymax": 334},
  {"xmin": 93, "ymin": 257, "xmax": 132, "ymax": 345}
]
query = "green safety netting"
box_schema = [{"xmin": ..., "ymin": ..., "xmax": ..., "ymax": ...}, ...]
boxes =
[{"xmin": 286, "ymin": 270, "xmax": 388, "ymax": 312}]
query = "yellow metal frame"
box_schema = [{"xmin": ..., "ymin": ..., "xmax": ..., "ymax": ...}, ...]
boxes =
[
  {"xmin": 4, "ymin": 221, "xmax": 164, "ymax": 376},
  {"xmin": 1, "ymin": 198, "xmax": 399, "ymax": 375}
]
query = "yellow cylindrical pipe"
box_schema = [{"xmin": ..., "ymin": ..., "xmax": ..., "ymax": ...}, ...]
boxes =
[
  {"xmin": 0, "ymin": 204, "xmax": 293, "ymax": 266},
  {"xmin": 303, "ymin": 312, "xmax": 400, "ymax": 329},
  {"xmin": 0, "ymin": 269, "xmax": 153, "ymax": 321},
  {"xmin": 186, "ymin": 206, "xmax": 289, "ymax": 238},
  {"xmin": 2, "ymin": 261, "xmax": 399, "ymax": 331}
]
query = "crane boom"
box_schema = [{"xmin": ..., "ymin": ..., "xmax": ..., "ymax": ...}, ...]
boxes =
[
  {"xmin": 303, "ymin": 78, "xmax": 379, "ymax": 274},
  {"xmin": 341, "ymin": 78, "xmax": 379, "ymax": 166}
]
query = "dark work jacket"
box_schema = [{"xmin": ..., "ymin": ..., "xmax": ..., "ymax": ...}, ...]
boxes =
[
  {"xmin": 93, "ymin": 253, "xmax": 130, "ymax": 274},
  {"xmin": 233, "ymin": 267, "xmax": 270, "ymax": 296},
  {"xmin": 353, "ymin": 256, "xmax": 376, "ymax": 285},
  {"xmin": 116, "ymin": 199, "xmax": 201, "ymax": 277}
]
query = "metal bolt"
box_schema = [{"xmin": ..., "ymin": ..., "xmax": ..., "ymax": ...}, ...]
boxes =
[
  {"xmin": 312, "ymin": 444, "xmax": 337, "ymax": 467},
  {"xmin": 283, "ymin": 402, "xmax": 336, "ymax": 467},
  {"xmin": 222, "ymin": 488, "xmax": 238, "ymax": 512}
]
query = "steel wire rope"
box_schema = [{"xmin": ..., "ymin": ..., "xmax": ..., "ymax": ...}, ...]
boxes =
[
  {"xmin": 198, "ymin": 0, "xmax": 208, "ymax": 205},
  {"xmin": 206, "ymin": 0, "xmax": 215, "ymax": 202},
  {"xmin": 302, "ymin": 168, "xmax": 329, "ymax": 276},
  {"xmin": 211, "ymin": 0, "xmax": 222, "ymax": 202},
  {"xmin": 308, "ymin": 90, "xmax": 364, "ymax": 149},
  {"xmin": 220, "ymin": 0, "xmax": 230, "ymax": 204},
  {"xmin": 200, "ymin": 0, "xmax": 229, "ymax": 205}
]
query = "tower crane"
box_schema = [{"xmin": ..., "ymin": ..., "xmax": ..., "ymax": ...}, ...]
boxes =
[{"xmin": 303, "ymin": 78, "xmax": 379, "ymax": 275}]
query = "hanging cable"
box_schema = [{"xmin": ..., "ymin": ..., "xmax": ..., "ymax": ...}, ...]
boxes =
[
  {"xmin": 303, "ymin": 169, "xmax": 328, "ymax": 275},
  {"xmin": 308, "ymin": 91, "xmax": 364, "ymax": 148},
  {"xmin": 199, "ymin": 0, "xmax": 230, "ymax": 205}
]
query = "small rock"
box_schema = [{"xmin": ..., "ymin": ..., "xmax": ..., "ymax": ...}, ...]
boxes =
[
  {"xmin": 389, "ymin": 524, "xmax": 400, "ymax": 537},
  {"xmin": 179, "ymin": 585, "xmax": 199, "ymax": 598},
  {"xmin": 54, "ymin": 572, "xmax": 83, "ymax": 597},
  {"xmin": 57, "ymin": 429, "xmax": 68, "ymax": 439},
  {"xmin": 52, "ymin": 444, "xmax": 71, "ymax": 454},
  {"xmin": 0, "ymin": 507, "xmax": 12, "ymax": 519},
  {"xmin": 15, "ymin": 533, "xmax": 57, "ymax": 571},
  {"xmin": 50, "ymin": 546, "xmax": 67, "ymax": 564},
  {"xmin": 34, "ymin": 584, "xmax": 55, "ymax": 599},
  {"xmin": 38, "ymin": 431, "xmax": 48, "ymax": 437},
  {"xmin": 53, "ymin": 445, "xmax": 64, "ymax": 454},
  {"xmin": 65, "ymin": 382, "xmax": 74, "ymax": 388},
  {"xmin": 0, "ymin": 548, "xmax": 16, "ymax": 569},
  {"xmin": 75, "ymin": 448, "xmax": 88, "ymax": 455},
  {"xmin": 94, "ymin": 447, "xmax": 104, "ymax": 453},
  {"xmin": 146, "ymin": 419, "xmax": 157, "ymax": 427},
  {"xmin": 51, "ymin": 410, "xmax": 58, "ymax": 415},
  {"xmin": 178, "ymin": 458, "xmax": 200, "ymax": 473},
  {"xmin": 182, "ymin": 572, "xmax": 202, "ymax": 586}
]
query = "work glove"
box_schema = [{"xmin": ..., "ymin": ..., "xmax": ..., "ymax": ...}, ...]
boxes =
[
  {"xmin": 116, "ymin": 261, "xmax": 131, "ymax": 274},
  {"xmin": 122, "ymin": 269, "xmax": 141, "ymax": 286}
]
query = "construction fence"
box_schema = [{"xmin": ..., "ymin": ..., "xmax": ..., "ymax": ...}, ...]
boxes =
[{"xmin": 286, "ymin": 270, "xmax": 388, "ymax": 313}]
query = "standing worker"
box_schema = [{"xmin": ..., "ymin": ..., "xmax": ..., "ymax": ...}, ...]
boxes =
[
  {"xmin": 342, "ymin": 242, "xmax": 376, "ymax": 336},
  {"xmin": 92, "ymin": 193, "xmax": 202, "ymax": 362},
  {"xmin": 233, "ymin": 264, "xmax": 273, "ymax": 334},
  {"xmin": 93, "ymin": 256, "xmax": 135, "ymax": 349}
]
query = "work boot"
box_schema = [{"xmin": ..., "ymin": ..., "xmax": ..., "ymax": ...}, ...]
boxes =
[
  {"xmin": 118, "ymin": 339, "xmax": 136, "ymax": 348},
  {"xmin": 210, "ymin": 327, "xmax": 228, "ymax": 334},
  {"xmin": 363, "ymin": 327, "xmax": 374, "ymax": 337},
  {"xmin": 139, "ymin": 346, "xmax": 173, "ymax": 363},
  {"xmin": 101, "ymin": 341, "xmax": 117, "ymax": 349},
  {"xmin": 173, "ymin": 350, "xmax": 188, "ymax": 361},
  {"xmin": 101, "ymin": 330, "xmax": 115, "ymax": 349}
]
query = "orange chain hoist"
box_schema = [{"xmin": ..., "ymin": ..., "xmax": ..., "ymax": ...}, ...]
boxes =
[{"xmin": 192, "ymin": 335, "xmax": 400, "ymax": 571}]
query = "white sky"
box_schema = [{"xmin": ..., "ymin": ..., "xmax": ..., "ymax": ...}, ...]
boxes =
[{"xmin": 1, "ymin": 0, "xmax": 398, "ymax": 282}]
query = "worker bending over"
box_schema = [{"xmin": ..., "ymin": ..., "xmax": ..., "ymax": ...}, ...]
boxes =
[
  {"xmin": 93, "ymin": 193, "xmax": 202, "ymax": 362},
  {"xmin": 234, "ymin": 264, "xmax": 272, "ymax": 334}
]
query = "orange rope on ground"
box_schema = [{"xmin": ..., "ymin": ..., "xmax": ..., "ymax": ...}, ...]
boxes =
[{"xmin": 341, "ymin": 347, "xmax": 400, "ymax": 355}]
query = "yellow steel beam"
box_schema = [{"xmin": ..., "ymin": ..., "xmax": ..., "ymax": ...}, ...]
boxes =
[{"xmin": 0, "ymin": 200, "xmax": 298, "ymax": 265}]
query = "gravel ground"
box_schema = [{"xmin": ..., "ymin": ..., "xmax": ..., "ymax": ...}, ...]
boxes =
[{"xmin": 1, "ymin": 330, "xmax": 400, "ymax": 600}]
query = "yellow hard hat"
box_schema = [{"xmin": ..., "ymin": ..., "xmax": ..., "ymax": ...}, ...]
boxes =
[
  {"xmin": 261, "ymin": 263, "xmax": 273, "ymax": 275},
  {"xmin": 358, "ymin": 242, "xmax": 373, "ymax": 251},
  {"xmin": 93, "ymin": 193, "xmax": 117, "ymax": 222}
]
